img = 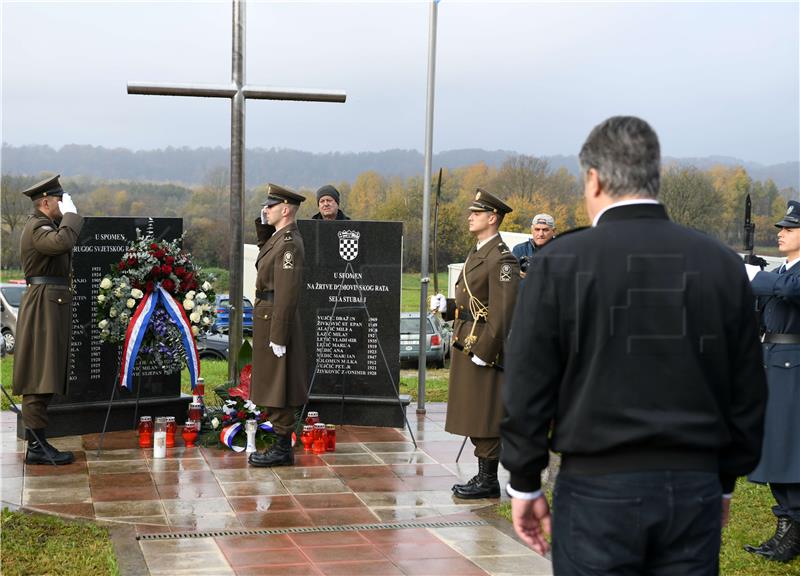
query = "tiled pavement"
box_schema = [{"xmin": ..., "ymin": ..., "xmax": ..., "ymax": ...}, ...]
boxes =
[{"xmin": 1, "ymin": 404, "xmax": 552, "ymax": 575}]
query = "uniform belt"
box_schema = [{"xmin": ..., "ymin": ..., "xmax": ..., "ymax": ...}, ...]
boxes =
[
  {"xmin": 454, "ymin": 308, "xmax": 485, "ymax": 323},
  {"xmin": 255, "ymin": 290, "xmax": 274, "ymax": 302},
  {"xmin": 26, "ymin": 276, "xmax": 68, "ymax": 286},
  {"xmin": 763, "ymin": 332, "xmax": 800, "ymax": 344}
]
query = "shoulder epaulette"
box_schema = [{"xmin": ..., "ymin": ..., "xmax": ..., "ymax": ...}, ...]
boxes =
[
  {"xmin": 283, "ymin": 230, "xmax": 293, "ymax": 242},
  {"xmin": 497, "ymin": 243, "xmax": 510, "ymax": 255}
]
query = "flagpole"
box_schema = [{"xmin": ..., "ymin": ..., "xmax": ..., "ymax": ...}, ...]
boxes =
[{"xmin": 417, "ymin": 0, "xmax": 439, "ymax": 414}]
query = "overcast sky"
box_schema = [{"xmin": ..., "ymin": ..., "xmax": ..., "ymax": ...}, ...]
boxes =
[{"xmin": 2, "ymin": 1, "xmax": 798, "ymax": 165}]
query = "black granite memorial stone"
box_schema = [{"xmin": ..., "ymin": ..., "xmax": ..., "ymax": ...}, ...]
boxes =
[
  {"xmin": 17, "ymin": 217, "xmax": 192, "ymax": 438},
  {"xmin": 297, "ymin": 220, "xmax": 409, "ymax": 427}
]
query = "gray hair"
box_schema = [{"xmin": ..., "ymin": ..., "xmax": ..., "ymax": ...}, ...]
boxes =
[{"xmin": 578, "ymin": 116, "xmax": 660, "ymax": 199}]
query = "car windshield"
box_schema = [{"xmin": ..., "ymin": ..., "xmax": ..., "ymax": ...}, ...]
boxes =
[
  {"xmin": 400, "ymin": 318, "xmax": 435, "ymax": 334},
  {"xmin": 1, "ymin": 286, "xmax": 26, "ymax": 307}
]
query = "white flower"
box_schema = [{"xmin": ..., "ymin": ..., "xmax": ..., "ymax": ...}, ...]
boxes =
[
  {"xmin": 131, "ymin": 288, "xmax": 144, "ymax": 299},
  {"xmin": 109, "ymin": 308, "xmax": 118, "ymax": 318},
  {"xmin": 98, "ymin": 319, "xmax": 108, "ymax": 329},
  {"xmin": 120, "ymin": 312, "xmax": 129, "ymax": 322},
  {"xmin": 191, "ymin": 325, "xmax": 199, "ymax": 336},
  {"xmin": 186, "ymin": 290, "xmax": 196, "ymax": 300},
  {"xmin": 189, "ymin": 311, "xmax": 201, "ymax": 323},
  {"xmin": 244, "ymin": 400, "xmax": 256, "ymax": 411},
  {"xmin": 202, "ymin": 281, "xmax": 212, "ymax": 291},
  {"xmin": 202, "ymin": 316, "xmax": 212, "ymax": 326},
  {"xmin": 196, "ymin": 292, "xmax": 207, "ymax": 302},
  {"xmin": 183, "ymin": 299, "xmax": 195, "ymax": 311},
  {"xmin": 100, "ymin": 329, "xmax": 110, "ymax": 338},
  {"xmin": 126, "ymin": 298, "xmax": 136, "ymax": 309},
  {"xmin": 211, "ymin": 417, "xmax": 219, "ymax": 429},
  {"xmin": 97, "ymin": 294, "xmax": 106, "ymax": 303},
  {"xmin": 100, "ymin": 278, "xmax": 112, "ymax": 290},
  {"xmin": 113, "ymin": 287, "xmax": 123, "ymax": 298}
]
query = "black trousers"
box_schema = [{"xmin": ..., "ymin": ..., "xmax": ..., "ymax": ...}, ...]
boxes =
[
  {"xmin": 552, "ymin": 471, "xmax": 721, "ymax": 576},
  {"xmin": 771, "ymin": 483, "xmax": 800, "ymax": 523}
]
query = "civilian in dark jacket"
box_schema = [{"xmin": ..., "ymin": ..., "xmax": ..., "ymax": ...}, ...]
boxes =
[
  {"xmin": 501, "ymin": 116, "xmax": 767, "ymax": 575},
  {"xmin": 311, "ymin": 185, "xmax": 350, "ymax": 221},
  {"xmin": 742, "ymin": 202, "xmax": 800, "ymax": 563}
]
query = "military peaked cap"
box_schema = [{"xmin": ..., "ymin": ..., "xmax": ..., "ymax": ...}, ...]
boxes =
[
  {"xmin": 469, "ymin": 188, "xmax": 512, "ymax": 215},
  {"xmin": 22, "ymin": 174, "xmax": 64, "ymax": 201},
  {"xmin": 263, "ymin": 183, "xmax": 306, "ymax": 207},
  {"xmin": 776, "ymin": 201, "xmax": 800, "ymax": 229}
]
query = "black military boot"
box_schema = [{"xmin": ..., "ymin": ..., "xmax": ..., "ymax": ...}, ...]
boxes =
[
  {"xmin": 744, "ymin": 516, "xmax": 793, "ymax": 556},
  {"xmin": 248, "ymin": 434, "xmax": 294, "ymax": 467},
  {"xmin": 25, "ymin": 429, "xmax": 74, "ymax": 465},
  {"xmin": 453, "ymin": 458, "xmax": 501, "ymax": 499},
  {"xmin": 767, "ymin": 519, "xmax": 800, "ymax": 563}
]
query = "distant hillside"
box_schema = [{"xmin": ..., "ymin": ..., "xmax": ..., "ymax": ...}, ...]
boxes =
[{"xmin": 2, "ymin": 144, "xmax": 797, "ymax": 190}]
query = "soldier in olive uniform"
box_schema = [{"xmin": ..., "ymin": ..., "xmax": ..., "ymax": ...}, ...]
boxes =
[
  {"xmin": 249, "ymin": 184, "xmax": 308, "ymax": 467},
  {"xmin": 13, "ymin": 175, "xmax": 83, "ymax": 465},
  {"xmin": 431, "ymin": 189, "xmax": 520, "ymax": 499}
]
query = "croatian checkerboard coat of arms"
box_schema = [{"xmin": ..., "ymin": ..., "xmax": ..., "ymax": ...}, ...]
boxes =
[{"xmin": 338, "ymin": 230, "xmax": 360, "ymax": 261}]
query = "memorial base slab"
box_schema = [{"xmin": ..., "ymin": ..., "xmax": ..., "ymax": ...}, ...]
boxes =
[
  {"xmin": 15, "ymin": 394, "xmax": 193, "ymax": 439},
  {"xmin": 306, "ymin": 394, "xmax": 411, "ymax": 428}
]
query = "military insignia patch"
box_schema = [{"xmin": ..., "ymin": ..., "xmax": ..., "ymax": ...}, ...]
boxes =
[
  {"xmin": 283, "ymin": 231, "xmax": 293, "ymax": 242},
  {"xmin": 500, "ymin": 263, "xmax": 512, "ymax": 282},
  {"xmin": 498, "ymin": 243, "xmax": 510, "ymax": 255},
  {"xmin": 282, "ymin": 250, "xmax": 294, "ymax": 270}
]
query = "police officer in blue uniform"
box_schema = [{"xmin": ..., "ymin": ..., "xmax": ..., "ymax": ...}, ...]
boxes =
[{"xmin": 744, "ymin": 200, "xmax": 800, "ymax": 563}]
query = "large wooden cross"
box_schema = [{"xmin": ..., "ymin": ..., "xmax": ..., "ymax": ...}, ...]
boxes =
[{"xmin": 128, "ymin": 0, "xmax": 346, "ymax": 382}]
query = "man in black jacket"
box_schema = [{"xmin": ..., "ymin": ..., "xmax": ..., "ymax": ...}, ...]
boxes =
[
  {"xmin": 311, "ymin": 185, "xmax": 350, "ymax": 221},
  {"xmin": 501, "ymin": 116, "xmax": 767, "ymax": 575}
]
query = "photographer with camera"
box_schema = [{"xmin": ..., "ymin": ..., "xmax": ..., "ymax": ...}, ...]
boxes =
[{"xmin": 512, "ymin": 213, "xmax": 556, "ymax": 278}]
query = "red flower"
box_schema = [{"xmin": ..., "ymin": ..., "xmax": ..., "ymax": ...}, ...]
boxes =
[
  {"xmin": 161, "ymin": 279, "xmax": 175, "ymax": 293},
  {"xmin": 161, "ymin": 264, "xmax": 173, "ymax": 275},
  {"xmin": 127, "ymin": 257, "xmax": 138, "ymax": 266},
  {"xmin": 259, "ymin": 412, "xmax": 268, "ymax": 422},
  {"xmin": 150, "ymin": 265, "xmax": 161, "ymax": 277},
  {"xmin": 165, "ymin": 255, "xmax": 175, "ymax": 265},
  {"xmin": 150, "ymin": 242, "xmax": 159, "ymax": 250},
  {"xmin": 223, "ymin": 414, "xmax": 231, "ymax": 422},
  {"xmin": 175, "ymin": 267, "xmax": 186, "ymax": 277},
  {"xmin": 237, "ymin": 410, "xmax": 247, "ymax": 419},
  {"xmin": 118, "ymin": 261, "xmax": 126, "ymax": 271},
  {"xmin": 155, "ymin": 250, "xmax": 166, "ymax": 259},
  {"xmin": 145, "ymin": 281, "xmax": 154, "ymax": 293}
]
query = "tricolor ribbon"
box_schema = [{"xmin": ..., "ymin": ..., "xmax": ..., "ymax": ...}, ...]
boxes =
[
  {"xmin": 220, "ymin": 421, "xmax": 276, "ymax": 452},
  {"xmin": 118, "ymin": 286, "xmax": 201, "ymax": 390}
]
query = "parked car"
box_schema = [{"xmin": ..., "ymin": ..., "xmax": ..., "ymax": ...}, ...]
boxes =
[
  {"xmin": 1, "ymin": 283, "xmax": 27, "ymax": 354},
  {"xmin": 399, "ymin": 312, "xmax": 451, "ymax": 368},
  {"xmin": 196, "ymin": 331, "xmax": 230, "ymax": 360},
  {"xmin": 212, "ymin": 294, "xmax": 254, "ymax": 334}
]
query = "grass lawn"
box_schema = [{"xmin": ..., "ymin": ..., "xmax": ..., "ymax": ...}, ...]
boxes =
[
  {"xmin": 1, "ymin": 508, "xmax": 119, "ymax": 576},
  {"xmin": 496, "ymin": 478, "xmax": 800, "ymax": 575},
  {"xmin": 401, "ymin": 272, "xmax": 450, "ymax": 313}
]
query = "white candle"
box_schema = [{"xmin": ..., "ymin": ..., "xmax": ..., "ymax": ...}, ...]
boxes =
[{"xmin": 153, "ymin": 431, "xmax": 167, "ymax": 458}]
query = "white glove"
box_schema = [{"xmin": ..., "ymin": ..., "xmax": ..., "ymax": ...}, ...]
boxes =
[
  {"xmin": 58, "ymin": 193, "xmax": 77, "ymax": 215},
  {"xmin": 270, "ymin": 341, "xmax": 286, "ymax": 358},
  {"xmin": 744, "ymin": 264, "xmax": 761, "ymax": 282},
  {"xmin": 471, "ymin": 355, "xmax": 488, "ymax": 367},
  {"xmin": 430, "ymin": 293, "xmax": 447, "ymax": 313},
  {"xmin": 260, "ymin": 208, "xmax": 268, "ymax": 225}
]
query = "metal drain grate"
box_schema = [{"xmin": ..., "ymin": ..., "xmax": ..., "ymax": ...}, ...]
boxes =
[{"xmin": 137, "ymin": 519, "xmax": 488, "ymax": 541}]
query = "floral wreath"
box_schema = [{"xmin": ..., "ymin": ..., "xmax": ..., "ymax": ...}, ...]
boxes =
[{"xmin": 96, "ymin": 220, "xmax": 216, "ymax": 389}]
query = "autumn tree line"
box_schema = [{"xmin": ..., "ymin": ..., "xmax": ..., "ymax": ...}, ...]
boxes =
[{"xmin": 1, "ymin": 156, "xmax": 795, "ymax": 273}]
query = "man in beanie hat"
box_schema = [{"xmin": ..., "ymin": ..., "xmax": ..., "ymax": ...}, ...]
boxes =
[
  {"xmin": 312, "ymin": 185, "xmax": 350, "ymax": 221},
  {"xmin": 13, "ymin": 175, "xmax": 82, "ymax": 465},
  {"xmin": 430, "ymin": 188, "xmax": 520, "ymax": 499},
  {"xmin": 742, "ymin": 200, "xmax": 800, "ymax": 563}
]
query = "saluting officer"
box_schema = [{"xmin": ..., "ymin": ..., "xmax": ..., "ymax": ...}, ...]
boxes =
[
  {"xmin": 13, "ymin": 175, "xmax": 82, "ymax": 465},
  {"xmin": 431, "ymin": 188, "xmax": 519, "ymax": 499},
  {"xmin": 744, "ymin": 200, "xmax": 800, "ymax": 562},
  {"xmin": 249, "ymin": 184, "xmax": 308, "ymax": 468}
]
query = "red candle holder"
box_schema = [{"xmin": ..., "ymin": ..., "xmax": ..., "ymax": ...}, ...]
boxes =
[
  {"xmin": 165, "ymin": 416, "xmax": 177, "ymax": 448},
  {"xmin": 138, "ymin": 416, "xmax": 153, "ymax": 448},
  {"xmin": 181, "ymin": 421, "xmax": 199, "ymax": 448}
]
